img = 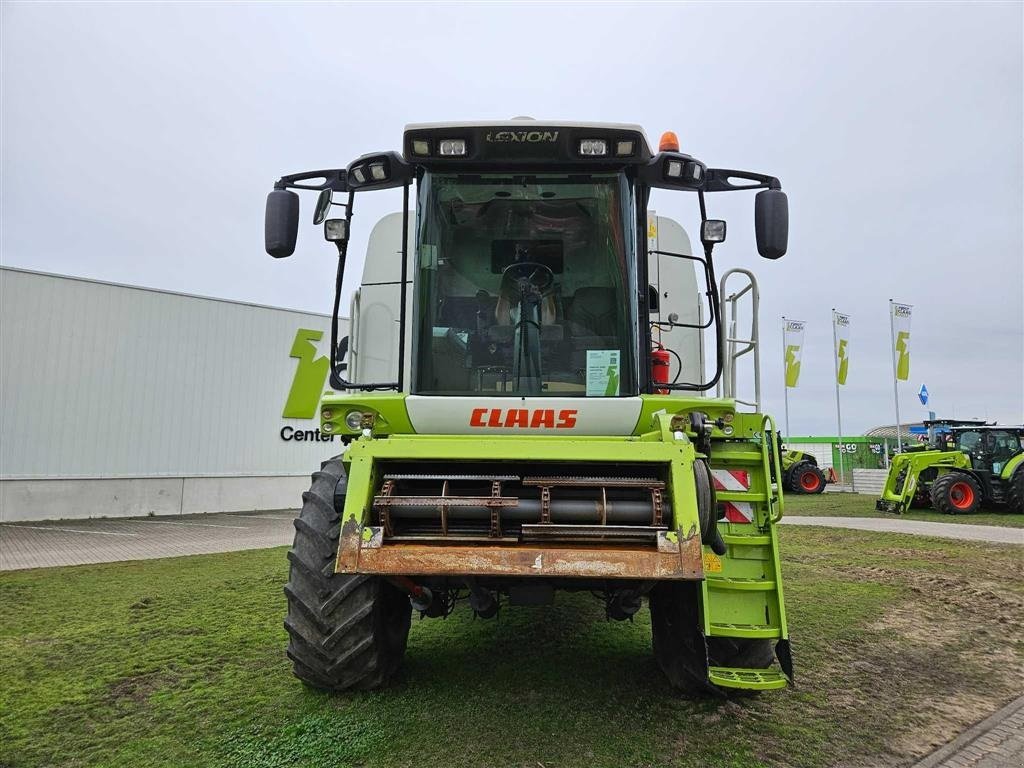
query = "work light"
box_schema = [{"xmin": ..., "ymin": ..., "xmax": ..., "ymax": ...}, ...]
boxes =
[
  {"xmin": 411, "ymin": 139, "xmax": 430, "ymax": 156},
  {"xmin": 439, "ymin": 139, "xmax": 467, "ymax": 156},
  {"xmin": 579, "ymin": 139, "xmax": 608, "ymax": 156},
  {"xmin": 369, "ymin": 162, "xmax": 387, "ymax": 181},
  {"xmin": 701, "ymin": 219, "xmax": 727, "ymax": 244},
  {"xmin": 615, "ymin": 140, "xmax": 634, "ymax": 156}
]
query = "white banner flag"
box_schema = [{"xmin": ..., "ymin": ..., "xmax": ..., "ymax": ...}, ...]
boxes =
[
  {"xmin": 834, "ymin": 312, "xmax": 851, "ymax": 385},
  {"xmin": 891, "ymin": 303, "xmax": 912, "ymax": 381},
  {"xmin": 783, "ymin": 319, "xmax": 805, "ymax": 388}
]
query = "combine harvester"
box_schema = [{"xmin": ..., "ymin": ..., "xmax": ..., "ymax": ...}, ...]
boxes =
[
  {"xmin": 877, "ymin": 421, "xmax": 1024, "ymax": 514},
  {"xmin": 265, "ymin": 120, "xmax": 794, "ymax": 694}
]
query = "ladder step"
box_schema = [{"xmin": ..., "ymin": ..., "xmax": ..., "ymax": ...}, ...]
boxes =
[
  {"xmin": 709, "ymin": 666, "xmax": 788, "ymax": 691},
  {"xmin": 716, "ymin": 490, "xmax": 768, "ymax": 503},
  {"xmin": 721, "ymin": 533, "xmax": 771, "ymax": 546},
  {"xmin": 709, "ymin": 622, "xmax": 782, "ymax": 639},
  {"xmin": 712, "ymin": 452, "xmax": 764, "ymax": 464},
  {"xmin": 707, "ymin": 577, "xmax": 777, "ymax": 592}
]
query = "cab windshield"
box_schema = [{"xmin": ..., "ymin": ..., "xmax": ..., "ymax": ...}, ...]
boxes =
[{"xmin": 412, "ymin": 172, "xmax": 638, "ymax": 396}]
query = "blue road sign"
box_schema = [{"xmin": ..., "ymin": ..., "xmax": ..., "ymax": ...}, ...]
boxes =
[{"xmin": 918, "ymin": 384, "xmax": 929, "ymax": 406}]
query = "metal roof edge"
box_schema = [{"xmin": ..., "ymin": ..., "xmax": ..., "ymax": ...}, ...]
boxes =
[{"xmin": 0, "ymin": 265, "xmax": 343, "ymax": 320}]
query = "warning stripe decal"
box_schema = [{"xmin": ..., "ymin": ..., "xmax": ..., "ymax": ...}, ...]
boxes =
[
  {"xmin": 711, "ymin": 469, "xmax": 750, "ymax": 492},
  {"xmin": 711, "ymin": 469, "xmax": 754, "ymax": 523}
]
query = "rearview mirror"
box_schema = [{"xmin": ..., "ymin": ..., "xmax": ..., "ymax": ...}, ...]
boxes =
[
  {"xmin": 265, "ymin": 189, "xmax": 300, "ymax": 258},
  {"xmin": 755, "ymin": 190, "xmax": 788, "ymax": 259},
  {"xmin": 313, "ymin": 189, "xmax": 332, "ymax": 225}
]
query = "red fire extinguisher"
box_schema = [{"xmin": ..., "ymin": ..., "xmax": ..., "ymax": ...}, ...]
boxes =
[{"xmin": 651, "ymin": 345, "xmax": 671, "ymax": 394}]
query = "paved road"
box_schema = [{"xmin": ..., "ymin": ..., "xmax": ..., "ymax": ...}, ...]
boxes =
[
  {"xmin": 912, "ymin": 694, "xmax": 1024, "ymax": 768},
  {"xmin": 0, "ymin": 511, "xmax": 297, "ymax": 571},
  {"xmin": 2, "ymin": 511, "xmax": 1021, "ymax": 572},
  {"xmin": 781, "ymin": 516, "xmax": 1024, "ymax": 545}
]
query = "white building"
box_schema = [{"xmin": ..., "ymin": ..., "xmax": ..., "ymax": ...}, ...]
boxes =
[{"xmin": 0, "ymin": 267, "xmax": 347, "ymax": 521}]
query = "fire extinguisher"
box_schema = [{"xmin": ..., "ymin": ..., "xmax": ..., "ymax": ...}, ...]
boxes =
[{"xmin": 651, "ymin": 345, "xmax": 671, "ymax": 394}]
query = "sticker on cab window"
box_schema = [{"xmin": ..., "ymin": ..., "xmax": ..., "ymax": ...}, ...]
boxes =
[{"xmin": 586, "ymin": 350, "xmax": 620, "ymax": 396}]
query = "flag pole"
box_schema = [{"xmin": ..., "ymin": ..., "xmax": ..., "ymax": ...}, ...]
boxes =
[
  {"xmin": 888, "ymin": 299, "xmax": 904, "ymax": 453},
  {"xmin": 831, "ymin": 309, "xmax": 846, "ymax": 487},
  {"xmin": 782, "ymin": 316, "xmax": 790, "ymax": 438}
]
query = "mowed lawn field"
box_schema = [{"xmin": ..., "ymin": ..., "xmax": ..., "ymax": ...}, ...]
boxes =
[
  {"xmin": 787, "ymin": 492, "xmax": 1024, "ymax": 527},
  {"xmin": 2, "ymin": 526, "xmax": 1022, "ymax": 768}
]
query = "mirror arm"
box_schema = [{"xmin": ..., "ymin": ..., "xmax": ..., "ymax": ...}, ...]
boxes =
[
  {"xmin": 704, "ymin": 168, "xmax": 781, "ymax": 193},
  {"xmin": 275, "ymin": 168, "xmax": 348, "ymax": 193}
]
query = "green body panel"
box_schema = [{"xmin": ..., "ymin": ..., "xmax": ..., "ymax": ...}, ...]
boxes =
[
  {"xmin": 1000, "ymin": 452, "xmax": 1024, "ymax": 480},
  {"xmin": 780, "ymin": 449, "xmax": 812, "ymax": 471},
  {"xmin": 876, "ymin": 450, "xmax": 971, "ymax": 514},
  {"xmin": 320, "ymin": 392, "xmax": 415, "ymax": 436}
]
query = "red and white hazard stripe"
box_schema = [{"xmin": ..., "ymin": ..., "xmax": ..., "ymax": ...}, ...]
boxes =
[{"xmin": 710, "ymin": 469, "xmax": 754, "ymax": 523}]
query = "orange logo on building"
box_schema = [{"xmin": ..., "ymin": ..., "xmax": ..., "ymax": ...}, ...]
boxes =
[{"xmin": 469, "ymin": 408, "xmax": 577, "ymax": 429}]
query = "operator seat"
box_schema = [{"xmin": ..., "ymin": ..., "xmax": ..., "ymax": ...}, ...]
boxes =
[
  {"xmin": 568, "ymin": 286, "xmax": 618, "ymax": 341},
  {"xmin": 567, "ymin": 287, "xmax": 619, "ymax": 373}
]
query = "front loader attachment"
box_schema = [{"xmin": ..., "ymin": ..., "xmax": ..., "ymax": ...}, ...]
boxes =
[{"xmin": 876, "ymin": 450, "xmax": 971, "ymax": 514}]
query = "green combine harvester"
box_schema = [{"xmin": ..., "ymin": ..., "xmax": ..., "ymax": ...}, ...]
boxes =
[
  {"xmin": 264, "ymin": 120, "xmax": 794, "ymax": 694},
  {"xmin": 876, "ymin": 422, "xmax": 1024, "ymax": 514}
]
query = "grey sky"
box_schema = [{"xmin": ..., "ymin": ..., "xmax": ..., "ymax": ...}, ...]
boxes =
[{"xmin": 2, "ymin": 1, "xmax": 1021, "ymax": 434}]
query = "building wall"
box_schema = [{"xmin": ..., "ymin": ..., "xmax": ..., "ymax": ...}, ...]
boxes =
[{"xmin": 0, "ymin": 268, "xmax": 349, "ymax": 521}]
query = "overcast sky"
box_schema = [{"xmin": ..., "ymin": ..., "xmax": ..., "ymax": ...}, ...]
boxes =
[{"xmin": 3, "ymin": 1, "xmax": 1021, "ymax": 434}]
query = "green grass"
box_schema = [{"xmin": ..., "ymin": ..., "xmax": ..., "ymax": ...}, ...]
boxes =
[
  {"xmin": 785, "ymin": 492, "xmax": 1024, "ymax": 527},
  {"xmin": 2, "ymin": 530, "xmax": 1022, "ymax": 768}
]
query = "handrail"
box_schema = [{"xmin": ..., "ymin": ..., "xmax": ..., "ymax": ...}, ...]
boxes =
[
  {"xmin": 717, "ymin": 268, "xmax": 761, "ymax": 411},
  {"xmin": 760, "ymin": 415, "xmax": 785, "ymax": 523}
]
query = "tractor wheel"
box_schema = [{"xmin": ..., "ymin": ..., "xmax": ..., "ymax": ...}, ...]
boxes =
[
  {"xmin": 789, "ymin": 462, "xmax": 826, "ymax": 495},
  {"xmin": 649, "ymin": 582, "xmax": 717, "ymax": 696},
  {"xmin": 284, "ymin": 457, "xmax": 411, "ymax": 691},
  {"xmin": 930, "ymin": 472, "xmax": 982, "ymax": 515},
  {"xmin": 1006, "ymin": 468, "xmax": 1024, "ymax": 514}
]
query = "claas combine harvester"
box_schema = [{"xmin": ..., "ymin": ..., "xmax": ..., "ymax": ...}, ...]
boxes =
[{"xmin": 264, "ymin": 120, "xmax": 794, "ymax": 694}]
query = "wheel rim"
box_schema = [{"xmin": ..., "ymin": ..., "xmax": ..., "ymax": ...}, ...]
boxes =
[
  {"xmin": 949, "ymin": 481, "xmax": 975, "ymax": 509},
  {"xmin": 800, "ymin": 471, "xmax": 821, "ymax": 492}
]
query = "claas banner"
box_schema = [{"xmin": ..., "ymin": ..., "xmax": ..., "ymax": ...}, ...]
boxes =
[
  {"xmin": 891, "ymin": 302, "xmax": 912, "ymax": 381},
  {"xmin": 834, "ymin": 312, "xmax": 851, "ymax": 385},
  {"xmin": 783, "ymin": 319, "xmax": 805, "ymax": 388}
]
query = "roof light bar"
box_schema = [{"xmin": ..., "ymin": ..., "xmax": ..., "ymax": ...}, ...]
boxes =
[
  {"xmin": 579, "ymin": 139, "xmax": 608, "ymax": 156},
  {"xmin": 438, "ymin": 139, "xmax": 467, "ymax": 156}
]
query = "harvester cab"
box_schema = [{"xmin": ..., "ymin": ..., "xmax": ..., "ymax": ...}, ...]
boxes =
[{"xmin": 265, "ymin": 120, "xmax": 795, "ymax": 695}]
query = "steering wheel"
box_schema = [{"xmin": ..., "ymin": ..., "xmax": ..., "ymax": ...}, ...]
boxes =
[{"xmin": 500, "ymin": 261, "xmax": 555, "ymax": 297}]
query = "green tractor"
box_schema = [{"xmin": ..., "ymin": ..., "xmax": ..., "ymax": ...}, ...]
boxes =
[
  {"xmin": 265, "ymin": 120, "xmax": 794, "ymax": 695},
  {"xmin": 876, "ymin": 424, "xmax": 1024, "ymax": 514},
  {"xmin": 779, "ymin": 446, "xmax": 827, "ymax": 495}
]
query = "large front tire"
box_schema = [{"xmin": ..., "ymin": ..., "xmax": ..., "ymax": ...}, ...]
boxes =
[
  {"xmin": 284, "ymin": 458, "xmax": 411, "ymax": 691},
  {"xmin": 787, "ymin": 462, "xmax": 826, "ymax": 494},
  {"xmin": 930, "ymin": 472, "xmax": 982, "ymax": 515},
  {"xmin": 649, "ymin": 582, "xmax": 715, "ymax": 695}
]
